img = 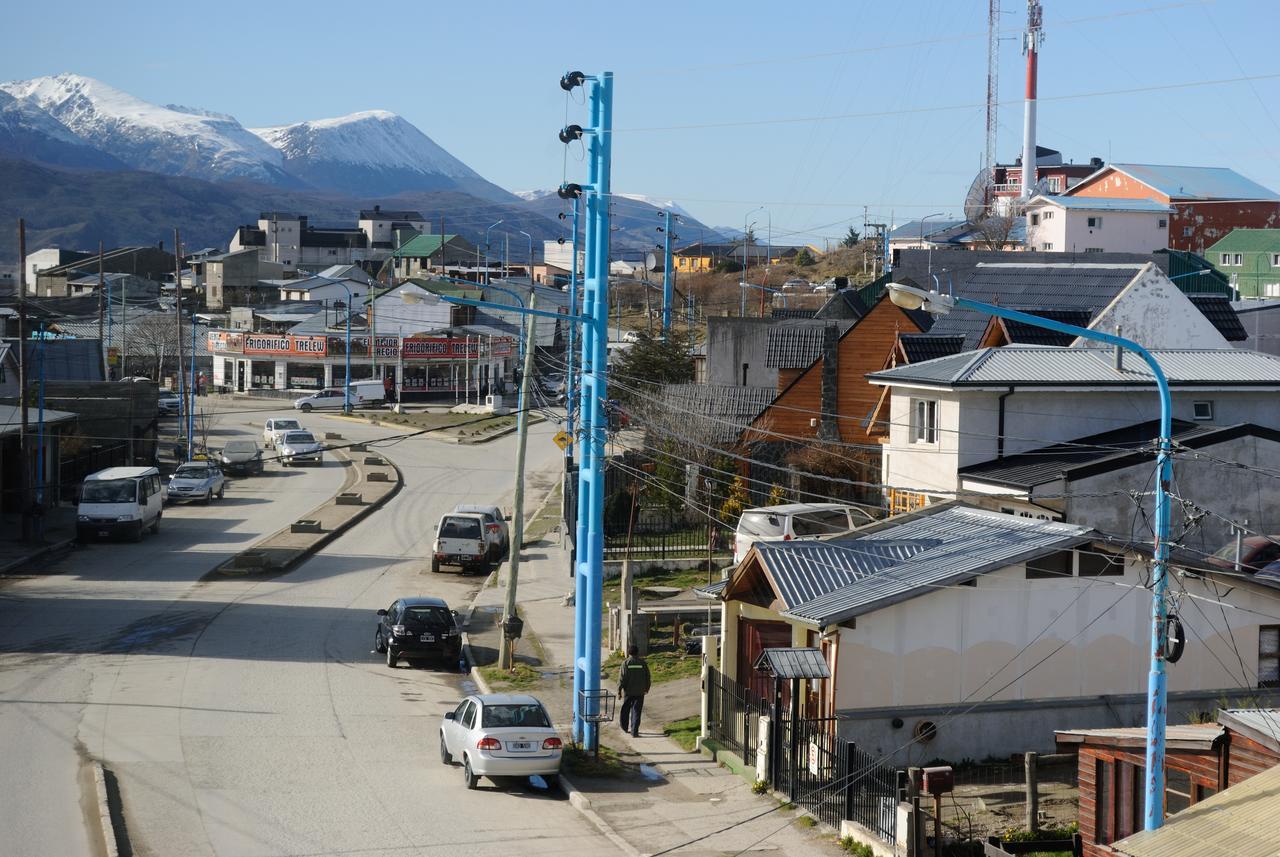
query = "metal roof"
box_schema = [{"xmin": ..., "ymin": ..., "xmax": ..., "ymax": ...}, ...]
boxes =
[
  {"xmin": 1206, "ymin": 228, "xmax": 1280, "ymax": 254},
  {"xmin": 999, "ymin": 309, "xmax": 1093, "ymax": 345},
  {"xmin": 657, "ymin": 384, "xmax": 776, "ymax": 445},
  {"xmin": 1100, "ymin": 163, "xmax": 1280, "ymax": 201},
  {"xmin": 771, "ymin": 308, "xmax": 818, "ymax": 320},
  {"xmin": 898, "ymin": 334, "xmax": 965, "ymax": 363},
  {"xmin": 1188, "ymin": 294, "xmax": 1248, "ymax": 341},
  {"xmin": 1028, "ymin": 194, "xmax": 1171, "ymax": 212},
  {"xmin": 753, "ymin": 647, "xmax": 831, "ymax": 679},
  {"xmin": 749, "ymin": 506, "xmax": 1092, "ymax": 627},
  {"xmin": 766, "ymin": 322, "xmax": 851, "ymax": 368},
  {"xmin": 888, "ymin": 219, "xmax": 968, "ymax": 242},
  {"xmin": 1054, "ymin": 723, "xmax": 1222, "ymax": 750},
  {"xmin": 1109, "ymin": 763, "xmax": 1280, "ymax": 857},
  {"xmin": 867, "ymin": 347, "xmax": 1280, "ymax": 388},
  {"xmin": 1217, "ymin": 708, "xmax": 1280, "ymax": 753},
  {"xmin": 11, "ymin": 337, "xmax": 107, "ymax": 380},
  {"xmin": 0, "ymin": 403, "xmax": 78, "ymax": 436}
]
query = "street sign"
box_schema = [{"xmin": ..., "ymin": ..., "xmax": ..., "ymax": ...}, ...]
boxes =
[{"xmin": 553, "ymin": 430, "xmax": 571, "ymax": 450}]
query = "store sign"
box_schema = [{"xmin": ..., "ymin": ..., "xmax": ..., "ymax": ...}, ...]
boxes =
[
  {"xmin": 402, "ymin": 337, "xmax": 481, "ymax": 359},
  {"xmin": 207, "ymin": 331, "xmax": 245, "ymax": 353},
  {"xmin": 243, "ymin": 334, "xmax": 328, "ymax": 356}
]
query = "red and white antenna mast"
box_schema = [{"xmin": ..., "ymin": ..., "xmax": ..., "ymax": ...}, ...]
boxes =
[{"xmin": 1020, "ymin": 0, "xmax": 1044, "ymax": 198}]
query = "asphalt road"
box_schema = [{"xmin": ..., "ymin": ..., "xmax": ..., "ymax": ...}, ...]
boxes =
[{"xmin": 0, "ymin": 402, "xmax": 609, "ymax": 857}]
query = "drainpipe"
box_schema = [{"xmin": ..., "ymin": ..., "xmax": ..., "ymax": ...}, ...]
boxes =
[{"xmin": 997, "ymin": 387, "xmax": 1015, "ymax": 458}]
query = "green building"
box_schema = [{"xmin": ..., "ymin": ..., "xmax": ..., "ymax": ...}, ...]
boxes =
[{"xmin": 1206, "ymin": 229, "xmax": 1280, "ymax": 298}]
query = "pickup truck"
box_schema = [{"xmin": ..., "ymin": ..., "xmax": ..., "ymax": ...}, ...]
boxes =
[{"xmin": 431, "ymin": 513, "xmax": 490, "ymax": 574}]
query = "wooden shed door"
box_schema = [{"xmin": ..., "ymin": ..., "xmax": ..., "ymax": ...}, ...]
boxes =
[{"xmin": 737, "ymin": 619, "xmax": 792, "ymax": 701}]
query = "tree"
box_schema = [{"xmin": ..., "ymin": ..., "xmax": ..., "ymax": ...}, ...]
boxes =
[
  {"xmin": 719, "ymin": 475, "xmax": 749, "ymax": 524},
  {"xmin": 610, "ymin": 331, "xmax": 695, "ymax": 408},
  {"xmin": 125, "ymin": 312, "xmax": 180, "ymax": 382},
  {"xmin": 972, "ymin": 207, "xmax": 1022, "ymax": 251},
  {"xmin": 767, "ymin": 483, "xmax": 786, "ymax": 506},
  {"xmin": 840, "ymin": 226, "xmax": 861, "ymax": 248},
  {"xmin": 793, "ymin": 248, "xmax": 816, "ymax": 268}
]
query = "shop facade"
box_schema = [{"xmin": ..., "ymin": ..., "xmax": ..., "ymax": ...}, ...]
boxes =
[{"xmin": 208, "ymin": 330, "xmax": 515, "ymax": 401}]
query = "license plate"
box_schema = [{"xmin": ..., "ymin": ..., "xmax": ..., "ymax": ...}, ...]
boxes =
[
  {"xmin": 420, "ymin": 633, "xmax": 434, "ymax": 642},
  {"xmin": 98, "ymin": 530, "xmax": 110, "ymax": 537},
  {"xmin": 510, "ymin": 741, "xmax": 532, "ymax": 751}
]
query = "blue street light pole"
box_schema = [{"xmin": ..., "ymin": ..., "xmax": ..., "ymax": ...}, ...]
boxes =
[
  {"xmin": 567, "ymin": 195, "xmax": 580, "ymax": 458},
  {"xmin": 888, "ymin": 282, "xmax": 1175, "ymax": 830},
  {"xmin": 37, "ymin": 321, "xmax": 46, "ymax": 536}
]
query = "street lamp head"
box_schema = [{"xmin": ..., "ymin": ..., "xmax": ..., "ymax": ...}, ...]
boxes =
[{"xmin": 887, "ymin": 283, "xmax": 955, "ymax": 315}]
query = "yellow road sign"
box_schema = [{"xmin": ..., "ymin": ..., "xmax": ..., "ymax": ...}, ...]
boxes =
[{"xmin": 553, "ymin": 430, "xmax": 571, "ymax": 450}]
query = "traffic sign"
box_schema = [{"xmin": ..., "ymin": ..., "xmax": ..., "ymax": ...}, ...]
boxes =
[{"xmin": 553, "ymin": 430, "xmax": 571, "ymax": 450}]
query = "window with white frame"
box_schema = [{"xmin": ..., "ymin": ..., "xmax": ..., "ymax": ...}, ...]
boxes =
[
  {"xmin": 1184, "ymin": 226, "xmax": 1193, "ymax": 237},
  {"xmin": 1265, "ymin": 283, "xmax": 1280, "ymax": 298},
  {"xmin": 1272, "ymin": 253, "xmax": 1280, "ymax": 267},
  {"xmin": 1087, "ymin": 216, "xmax": 1103, "ymax": 228},
  {"xmin": 1158, "ymin": 218, "xmax": 1168, "ymax": 228},
  {"xmin": 1193, "ymin": 401, "xmax": 1214, "ymax": 421},
  {"xmin": 1042, "ymin": 242, "xmax": 1054, "ymax": 250},
  {"xmin": 1221, "ymin": 253, "xmax": 1233, "ymax": 265},
  {"xmin": 1047, "ymin": 176, "xmax": 1062, "ymax": 193},
  {"xmin": 1234, "ymin": 253, "xmax": 1244, "ymax": 265},
  {"xmin": 1043, "ymin": 210, "xmax": 1055, "ymax": 220},
  {"xmin": 910, "ymin": 399, "xmax": 938, "ymax": 444}
]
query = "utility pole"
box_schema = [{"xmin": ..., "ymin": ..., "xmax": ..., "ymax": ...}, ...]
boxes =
[
  {"xmin": 661, "ymin": 209, "xmax": 674, "ymax": 336},
  {"xmin": 500, "ymin": 292, "xmax": 539, "ymax": 670},
  {"xmin": 17, "ymin": 219, "xmax": 32, "ymax": 541},
  {"xmin": 174, "ymin": 228, "xmax": 186, "ymax": 455},
  {"xmin": 97, "ymin": 242, "xmax": 106, "ymax": 378}
]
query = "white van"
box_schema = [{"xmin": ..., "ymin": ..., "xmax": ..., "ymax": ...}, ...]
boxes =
[
  {"xmin": 77, "ymin": 466, "xmax": 164, "ymax": 542},
  {"xmin": 293, "ymin": 381, "xmax": 385, "ymax": 412},
  {"xmin": 733, "ymin": 502, "xmax": 875, "ymax": 563}
]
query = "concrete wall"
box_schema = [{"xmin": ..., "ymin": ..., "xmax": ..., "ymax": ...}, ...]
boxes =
[
  {"xmin": 706, "ymin": 317, "xmax": 777, "ymax": 388},
  {"xmin": 1234, "ymin": 301, "xmax": 1280, "ymax": 356},
  {"xmin": 1027, "ymin": 206, "xmax": 1168, "ymax": 254}
]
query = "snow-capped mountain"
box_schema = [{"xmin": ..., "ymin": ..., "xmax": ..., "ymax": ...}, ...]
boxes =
[
  {"xmin": 611, "ymin": 193, "xmax": 696, "ymax": 221},
  {"xmin": 0, "ymin": 74, "xmax": 294, "ymax": 184},
  {"xmin": 251, "ymin": 110, "xmax": 514, "ymax": 202},
  {"xmin": 0, "ymin": 89, "xmax": 125, "ymax": 169}
]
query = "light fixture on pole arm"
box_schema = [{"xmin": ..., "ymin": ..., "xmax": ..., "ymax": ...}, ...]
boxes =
[{"xmin": 484, "ymin": 220, "xmax": 504, "ymax": 285}]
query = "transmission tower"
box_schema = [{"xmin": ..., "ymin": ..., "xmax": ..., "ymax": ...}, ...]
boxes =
[{"xmin": 984, "ymin": 0, "xmax": 1000, "ymax": 203}]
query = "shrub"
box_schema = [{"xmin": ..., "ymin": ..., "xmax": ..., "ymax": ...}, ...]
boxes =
[{"xmin": 751, "ymin": 778, "xmax": 769, "ymax": 794}]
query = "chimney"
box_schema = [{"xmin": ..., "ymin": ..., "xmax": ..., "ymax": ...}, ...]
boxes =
[
  {"xmin": 817, "ymin": 324, "xmax": 842, "ymax": 442},
  {"xmin": 1114, "ymin": 325, "xmax": 1123, "ymax": 370},
  {"xmin": 1020, "ymin": 1, "xmax": 1044, "ymax": 199}
]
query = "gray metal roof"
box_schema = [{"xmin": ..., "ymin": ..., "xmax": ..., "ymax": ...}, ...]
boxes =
[
  {"xmin": 1099, "ymin": 163, "xmax": 1280, "ymax": 201},
  {"xmin": 657, "ymin": 384, "xmax": 775, "ymax": 445},
  {"xmin": 867, "ymin": 347, "xmax": 1280, "ymax": 388},
  {"xmin": 765, "ymin": 322, "xmax": 848, "ymax": 369},
  {"xmin": 1029, "ymin": 194, "xmax": 1171, "ymax": 212},
  {"xmin": 758, "ymin": 506, "xmax": 1092, "ymax": 627},
  {"xmin": 898, "ymin": 334, "xmax": 965, "ymax": 363},
  {"xmin": 1217, "ymin": 708, "xmax": 1280, "ymax": 753},
  {"xmin": 0, "ymin": 403, "xmax": 78, "ymax": 436},
  {"xmin": 753, "ymin": 647, "xmax": 831, "ymax": 679}
]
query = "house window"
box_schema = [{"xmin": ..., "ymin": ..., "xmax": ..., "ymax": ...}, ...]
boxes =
[
  {"xmin": 1158, "ymin": 218, "xmax": 1168, "ymax": 228},
  {"xmin": 1043, "ymin": 210, "xmax": 1054, "ymax": 220},
  {"xmin": 1079, "ymin": 548, "xmax": 1125, "ymax": 577},
  {"xmin": 1026, "ymin": 551, "xmax": 1073, "ymax": 579},
  {"xmin": 1234, "ymin": 253, "xmax": 1244, "ymax": 265},
  {"xmin": 910, "ymin": 399, "xmax": 938, "ymax": 444},
  {"xmin": 1272, "ymin": 253, "xmax": 1280, "ymax": 267},
  {"xmin": 1087, "ymin": 216, "xmax": 1103, "ymax": 228},
  {"xmin": 1260, "ymin": 626, "xmax": 1280, "ymax": 688},
  {"xmin": 1192, "ymin": 401, "xmax": 1214, "ymax": 421},
  {"xmin": 1096, "ymin": 760, "xmax": 1113, "ymax": 844},
  {"xmin": 1184, "ymin": 227, "xmax": 1193, "ymax": 237},
  {"xmin": 1041, "ymin": 242, "xmax": 1054, "ymax": 251},
  {"xmin": 1047, "ymin": 176, "xmax": 1062, "ymax": 193},
  {"xmin": 1221, "ymin": 253, "xmax": 1233, "ymax": 265},
  {"xmin": 1030, "ymin": 213, "xmax": 1041, "ymax": 226},
  {"xmin": 1166, "ymin": 769, "xmax": 1193, "ymax": 816},
  {"xmin": 1266, "ymin": 283, "xmax": 1280, "ymax": 298}
]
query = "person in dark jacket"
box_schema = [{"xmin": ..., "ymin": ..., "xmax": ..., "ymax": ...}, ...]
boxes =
[{"xmin": 617, "ymin": 644, "xmax": 652, "ymax": 737}]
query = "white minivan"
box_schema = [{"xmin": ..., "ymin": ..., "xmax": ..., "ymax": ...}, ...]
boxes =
[
  {"xmin": 77, "ymin": 466, "xmax": 164, "ymax": 542},
  {"xmin": 733, "ymin": 502, "xmax": 875, "ymax": 564},
  {"xmin": 293, "ymin": 381, "xmax": 384, "ymax": 412}
]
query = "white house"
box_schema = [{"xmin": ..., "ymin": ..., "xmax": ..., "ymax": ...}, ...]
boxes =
[
  {"xmin": 711, "ymin": 503, "xmax": 1280, "ymax": 766},
  {"xmin": 1025, "ymin": 195, "xmax": 1171, "ymax": 254},
  {"xmin": 273, "ymin": 275, "xmax": 374, "ymax": 304}
]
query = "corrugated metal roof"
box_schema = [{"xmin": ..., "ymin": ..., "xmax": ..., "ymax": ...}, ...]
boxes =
[
  {"xmin": 657, "ymin": 384, "xmax": 775, "ymax": 445},
  {"xmin": 771, "ymin": 308, "xmax": 818, "ymax": 320},
  {"xmin": 1206, "ymin": 228, "xmax": 1280, "ymax": 254},
  {"xmin": 765, "ymin": 322, "xmax": 853, "ymax": 368},
  {"xmin": 0, "ymin": 403, "xmax": 78, "ymax": 436},
  {"xmin": 1104, "ymin": 163, "xmax": 1280, "ymax": 201},
  {"xmin": 753, "ymin": 647, "xmax": 831, "ymax": 679},
  {"xmin": 899, "ymin": 334, "xmax": 965, "ymax": 363},
  {"xmin": 757, "ymin": 506, "xmax": 1092, "ymax": 627},
  {"xmin": 888, "ymin": 219, "xmax": 968, "ymax": 241},
  {"xmin": 1029, "ymin": 194, "xmax": 1171, "ymax": 212},
  {"xmin": 1110, "ymin": 763, "xmax": 1280, "ymax": 857},
  {"xmin": 1188, "ymin": 295, "xmax": 1248, "ymax": 341},
  {"xmin": 867, "ymin": 347, "xmax": 1280, "ymax": 388},
  {"xmin": 1217, "ymin": 708, "xmax": 1280, "ymax": 753},
  {"xmin": 1001, "ymin": 309, "xmax": 1093, "ymax": 345}
]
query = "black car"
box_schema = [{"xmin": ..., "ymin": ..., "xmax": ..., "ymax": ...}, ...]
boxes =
[{"xmin": 374, "ymin": 596, "xmax": 463, "ymax": 669}]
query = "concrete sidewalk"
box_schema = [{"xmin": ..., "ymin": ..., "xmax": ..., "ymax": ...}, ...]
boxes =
[
  {"xmin": 0, "ymin": 506, "xmax": 77, "ymax": 575},
  {"xmin": 465, "ymin": 533, "xmax": 842, "ymax": 857}
]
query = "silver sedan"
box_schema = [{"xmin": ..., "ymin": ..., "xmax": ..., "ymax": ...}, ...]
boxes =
[{"xmin": 439, "ymin": 693, "xmax": 562, "ymax": 789}]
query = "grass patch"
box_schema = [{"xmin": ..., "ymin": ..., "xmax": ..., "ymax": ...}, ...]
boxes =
[
  {"xmin": 343, "ymin": 410, "xmax": 516, "ymax": 435},
  {"xmin": 602, "ymin": 649, "xmax": 703, "ymax": 684},
  {"xmin": 523, "ymin": 480, "xmax": 563, "ymax": 543},
  {"xmin": 602, "ymin": 565, "xmax": 721, "ymax": 608},
  {"xmin": 479, "ymin": 662, "xmax": 542, "ymax": 690},
  {"xmin": 563, "ymin": 744, "xmax": 630, "ymax": 778},
  {"xmin": 664, "ymin": 715, "xmax": 701, "ymax": 752},
  {"xmin": 795, "ymin": 815, "xmax": 817, "ymax": 828}
]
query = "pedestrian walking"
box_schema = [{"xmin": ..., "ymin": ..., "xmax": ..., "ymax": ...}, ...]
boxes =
[{"xmin": 616, "ymin": 644, "xmax": 651, "ymax": 737}]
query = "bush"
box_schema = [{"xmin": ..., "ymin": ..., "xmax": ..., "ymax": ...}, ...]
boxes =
[
  {"xmin": 751, "ymin": 778, "xmax": 770, "ymax": 794},
  {"xmin": 839, "ymin": 836, "xmax": 875, "ymax": 857}
]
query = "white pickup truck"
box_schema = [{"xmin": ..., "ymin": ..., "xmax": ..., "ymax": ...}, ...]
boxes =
[{"xmin": 431, "ymin": 513, "xmax": 490, "ymax": 574}]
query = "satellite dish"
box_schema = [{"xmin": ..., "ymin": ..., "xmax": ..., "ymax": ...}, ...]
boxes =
[{"xmin": 645, "ymin": 252, "xmax": 657, "ymax": 271}]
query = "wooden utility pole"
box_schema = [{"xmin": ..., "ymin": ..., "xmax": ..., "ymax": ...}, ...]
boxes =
[
  {"xmin": 97, "ymin": 242, "xmax": 106, "ymax": 377},
  {"xmin": 17, "ymin": 219, "xmax": 31, "ymax": 541},
  {"xmin": 174, "ymin": 228, "xmax": 185, "ymax": 437},
  {"xmin": 499, "ymin": 293, "xmax": 539, "ymax": 669},
  {"xmin": 1025, "ymin": 751, "xmax": 1040, "ymax": 834}
]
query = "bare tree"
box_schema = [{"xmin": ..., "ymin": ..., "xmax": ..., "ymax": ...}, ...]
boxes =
[
  {"xmin": 195, "ymin": 398, "xmax": 221, "ymax": 453},
  {"xmin": 124, "ymin": 313, "xmax": 180, "ymax": 383},
  {"xmin": 972, "ymin": 206, "xmax": 1024, "ymax": 251}
]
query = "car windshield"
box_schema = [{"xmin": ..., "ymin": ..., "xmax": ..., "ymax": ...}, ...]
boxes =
[
  {"xmin": 174, "ymin": 465, "xmax": 210, "ymax": 478},
  {"xmin": 82, "ymin": 479, "xmax": 137, "ymax": 503},
  {"xmin": 792, "ymin": 509, "xmax": 850, "ymax": 536},
  {"xmin": 440, "ymin": 516, "xmax": 482, "ymax": 539},
  {"xmin": 273, "ymin": 420, "xmax": 301, "ymax": 431},
  {"xmin": 284, "ymin": 432, "xmax": 315, "ymax": 444},
  {"xmin": 223, "ymin": 441, "xmax": 256, "ymax": 454},
  {"xmin": 404, "ymin": 605, "xmax": 453, "ymax": 628},
  {"xmin": 738, "ymin": 511, "xmax": 783, "ymax": 537},
  {"xmin": 481, "ymin": 703, "xmax": 550, "ymax": 729},
  {"xmin": 159, "ymin": 391, "xmax": 178, "ymax": 399}
]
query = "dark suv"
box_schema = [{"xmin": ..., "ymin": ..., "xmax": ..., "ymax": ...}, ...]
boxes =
[{"xmin": 374, "ymin": 596, "xmax": 462, "ymax": 669}]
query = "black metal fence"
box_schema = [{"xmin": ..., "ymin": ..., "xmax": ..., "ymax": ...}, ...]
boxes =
[
  {"xmin": 775, "ymin": 714, "xmax": 899, "ymax": 843},
  {"xmin": 705, "ymin": 666, "xmax": 765, "ymax": 766},
  {"xmin": 603, "ymin": 505, "xmax": 733, "ymax": 561}
]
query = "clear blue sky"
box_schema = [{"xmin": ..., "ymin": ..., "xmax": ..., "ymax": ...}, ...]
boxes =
[{"xmin": 5, "ymin": 0, "xmax": 1278, "ymax": 244}]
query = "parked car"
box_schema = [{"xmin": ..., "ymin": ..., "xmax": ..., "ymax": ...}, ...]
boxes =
[
  {"xmin": 219, "ymin": 440, "xmax": 264, "ymax": 476},
  {"xmin": 439, "ymin": 693, "xmax": 562, "ymax": 789},
  {"xmin": 293, "ymin": 381, "xmax": 384, "ymax": 412},
  {"xmin": 278, "ymin": 430, "xmax": 323, "ymax": 466},
  {"xmin": 374, "ymin": 596, "xmax": 463, "ymax": 669},
  {"xmin": 263, "ymin": 418, "xmax": 303, "ymax": 449},
  {"xmin": 453, "ymin": 503, "xmax": 510, "ymax": 561},
  {"xmin": 76, "ymin": 466, "xmax": 164, "ymax": 542},
  {"xmin": 157, "ymin": 390, "xmax": 181, "ymax": 416},
  {"xmin": 431, "ymin": 512, "xmax": 490, "ymax": 573},
  {"xmin": 1206, "ymin": 536, "xmax": 1280, "ymax": 573},
  {"xmin": 167, "ymin": 461, "xmax": 226, "ymax": 504},
  {"xmin": 733, "ymin": 502, "xmax": 876, "ymax": 563},
  {"xmin": 782, "ymin": 278, "xmax": 809, "ymax": 290}
]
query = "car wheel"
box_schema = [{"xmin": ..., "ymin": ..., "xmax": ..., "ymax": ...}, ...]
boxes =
[
  {"xmin": 301, "ymin": 403, "xmax": 312, "ymax": 413},
  {"xmin": 440, "ymin": 734, "xmax": 453, "ymax": 765},
  {"xmin": 217, "ymin": 485, "xmax": 225, "ymax": 500},
  {"xmin": 463, "ymin": 757, "xmax": 478, "ymax": 790},
  {"xmin": 386, "ymin": 645, "xmax": 397, "ymax": 668},
  {"xmin": 430, "ymin": 557, "xmax": 441, "ymax": 573},
  {"xmin": 374, "ymin": 629, "xmax": 386, "ymax": 654},
  {"xmin": 130, "ymin": 522, "xmax": 143, "ymax": 543},
  {"xmin": 199, "ymin": 490, "xmax": 211, "ymax": 506},
  {"xmin": 150, "ymin": 515, "xmax": 161, "ymax": 535}
]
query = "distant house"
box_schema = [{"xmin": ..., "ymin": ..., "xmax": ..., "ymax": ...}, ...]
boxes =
[
  {"xmin": 272, "ymin": 274, "xmax": 374, "ymax": 305},
  {"xmin": 987, "ymin": 146, "xmax": 1104, "ymax": 215},
  {"xmin": 230, "ymin": 212, "xmax": 371, "ymax": 275},
  {"xmin": 391, "ymin": 234, "xmax": 479, "ymax": 279},
  {"xmin": 674, "ymin": 242, "xmax": 739, "ymax": 273},
  {"xmin": 357, "ymin": 206, "xmax": 428, "ymax": 252},
  {"xmin": 886, "ymin": 219, "xmax": 969, "ymax": 254},
  {"xmin": 1024, "ymin": 195, "xmax": 1171, "ymax": 254},
  {"xmin": 1063, "ymin": 163, "xmax": 1280, "ymax": 254},
  {"xmin": 30, "ymin": 246, "xmax": 176, "ymax": 298},
  {"xmin": 711, "ymin": 502, "xmax": 1280, "ymax": 766},
  {"xmin": 1206, "ymin": 228, "xmax": 1280, "ymax": 298}
]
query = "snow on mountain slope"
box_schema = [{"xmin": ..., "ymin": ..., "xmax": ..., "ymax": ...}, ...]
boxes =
[
  {"xmin": 611, "ymin": 193, "xmax": 695, "ymax": 221},
  {"xmin": 0, "ymin": 73, "xmax": 290, "ymax": 184},
  {"xmin": 251, "ymin": 110, "xmax": 515, "ymax": 201},
  {"xmin": 0, "ymin": 89, "xmax": 125, "ymax": 169}
]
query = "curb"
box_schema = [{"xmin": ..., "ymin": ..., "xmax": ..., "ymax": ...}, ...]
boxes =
[
  {"xmin": 92, "ymin": 761, "xmax": 120, "ymax": 857},
  {"xmin": 0, "ymin": 535, "xmax": 76, "ymax": 576},
  {"xmin": 214, "ymin": 450, "xmax": 404, "ymax": 577},
  {"xmin": 455, "ymin": 414, "xmax": 547, "ymax": 445}
]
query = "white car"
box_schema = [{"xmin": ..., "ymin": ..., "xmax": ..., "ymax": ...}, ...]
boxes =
[
  {"xmin": 453, "ymin": 503, "xmax": 510, "ymax": 561},
  {"xmin": 278, "ymin": 430, "xmax": 324, "ymax": 466},
  {"xmin": 167, "ymin": 461, "xmax": 226, "ymax": 504},
  {"xmin": 734, "ymin": 502, "xmax": 876, "ymax": 563},
  {"xmin": 439, "ymin": 693, "xmax": 562, "ymax": 790},
  {"xmin": 263, "ymin": 418, "xmax": 303, "ymax": 449}
]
